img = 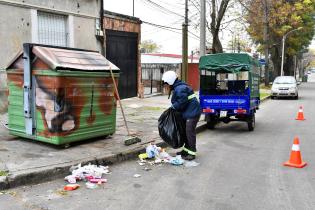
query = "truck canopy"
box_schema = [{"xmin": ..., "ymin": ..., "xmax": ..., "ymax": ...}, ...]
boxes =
[{"xmin": 199, "ymin": 53, "xmax": 260, "ymax": 74}]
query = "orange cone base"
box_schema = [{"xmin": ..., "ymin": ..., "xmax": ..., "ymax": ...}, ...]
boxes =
[
  {"xmin": 283, "ymin": 161, "xmax": 307, "ymax": 168},
  {"xmin": 295, "ymin": 118, "xmax": 305, "ymax": 121}
]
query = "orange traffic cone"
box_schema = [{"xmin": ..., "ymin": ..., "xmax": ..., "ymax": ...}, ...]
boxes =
[
  {"xmin": 295, "ymin": 106, "xmax": 305, "ymax": 121},
  {"xmin": 283, "ymin": 137, "xmax": 307, "ymax": 168}
]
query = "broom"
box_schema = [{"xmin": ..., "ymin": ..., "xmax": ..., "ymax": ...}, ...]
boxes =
[{"xmin": 109, "ymin": 67, "xmax": 141, "ymax": 146}]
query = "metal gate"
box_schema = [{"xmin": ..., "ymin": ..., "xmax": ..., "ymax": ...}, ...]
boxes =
[{"xmin": 106, "ymin": 30, "xmax": 138, "ymax": 99}]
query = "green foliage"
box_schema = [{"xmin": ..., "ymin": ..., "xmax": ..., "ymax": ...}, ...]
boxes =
[
  {"xmin": 246, "ymin": 0, "xmax": 315, "ymax": 55},
  {"xmin": 140, "ymin": 40, "xmax": 161, "ymax": 53},
  {"xmin": 0, "ymin": 171, "xmax": 8, "ymax": 176}
]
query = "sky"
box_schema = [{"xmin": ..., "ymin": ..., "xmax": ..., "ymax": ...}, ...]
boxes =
[
  {"xmin": 103, "ymin": 0, "xmax": 201, "ymax": 54},
  {"xmin": 103, "ymin": 0, "xmax": 315, "ymax": 54}
]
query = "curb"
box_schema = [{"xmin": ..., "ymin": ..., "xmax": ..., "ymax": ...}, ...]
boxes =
[
  {"xmin": 0, "ymin": 97, "xmax": 269, "ymax": 190},
  {"xmin": 0, "ymin": 141, "xmax": 167, "ymax": 190},
  {"xmin": 0, "ymin": 126, "xmax": 205, "ymax": 190}
]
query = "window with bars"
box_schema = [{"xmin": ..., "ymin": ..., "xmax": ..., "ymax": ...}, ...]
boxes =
[{"xmin": 38, "ymin": 11, "xmax": 68, "ymax": 47}]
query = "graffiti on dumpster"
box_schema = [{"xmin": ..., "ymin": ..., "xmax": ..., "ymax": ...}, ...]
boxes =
[{"xmin": 7, "ymin": 72, "xmax": 115, "ymax": 137}]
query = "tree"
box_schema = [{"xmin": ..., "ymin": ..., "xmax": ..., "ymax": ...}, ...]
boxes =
[
  {"xmin": 140, "ymin": 40, "xmax": 161, "ymax": 53},
  {"xmin": 209, "ymin": 0, "xmax": 231, "ymax": 53},
  {"xmin": 190, "ymin": 0, "xmax": 232, "ymax": 53},
  {"xmin": 245, "ymin": 0, "xmax": 315, "ymax": 76}
]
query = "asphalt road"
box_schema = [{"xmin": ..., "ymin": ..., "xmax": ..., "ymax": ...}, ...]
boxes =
[{"xmin": 1, "ymin": 79, "xmax": 315, "ymax": 210}]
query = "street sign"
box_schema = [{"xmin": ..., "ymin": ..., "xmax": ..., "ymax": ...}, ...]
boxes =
[{"xmin": 259, "ymin": 59, "xmax": 266, "ymax": 65}]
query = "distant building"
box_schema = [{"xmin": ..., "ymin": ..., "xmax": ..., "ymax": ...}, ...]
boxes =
[
  {"xmin": 0, "ymin": 0, "xmax": 103, "ymax": 69},
  {"xmin": 0, "ymin": 1, "xmax": 142, "ymax": 100},
  {"xmin": 141, "ymin": 53, "xmax": 200, "ymax": 95}
]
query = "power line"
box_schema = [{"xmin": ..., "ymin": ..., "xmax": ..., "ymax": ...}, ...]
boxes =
[
  {"xmin": 142, "ymin": 21, "xmax": 200, "ymax": 41},
  {"xmin": 142, "ymin": 0, "xmax": 185, "ymax": 18},
  {"xmin": 142, "ymin": 21, "xmax": 181, "ymax": 31}
]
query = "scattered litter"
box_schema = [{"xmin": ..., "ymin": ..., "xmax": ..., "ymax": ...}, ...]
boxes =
[
  {"xmin": 64, "ymin": 184, "xmax": 80, "ymax": 191},
  {"xmin": 0, "ymin": 191, "xmax": 5, "ymax": 195},
  {"xmin": 170, "ymin": 156, "xmax": 184, "ymax": 166},
  {"xmin": 64, "ymin": 175, "xmax": 77, "ymax": 184},
  {"xmin": 143, "ymin": 167, "xmax": 151, "ymax": 171},
  {"xmin": 154, "ymin": 158, "xmax": 162, "ymax": 164},
  {"xmin": 65, "ymin": 163, "xmax": 110, "ymax": 182},
  {"xmin": 89, "ymin": 178, "xmax": 107, "ymax": 184},
  {"xmin": 138, "ymin": 153, "xmax": 148, "ymax": 160},
  {"xmin": 146, "ymin": 144, "xmax": 161, "ymax": 158},
  {"xmin": 85, "ymin": 182, "xmax": 98, "ymax": 189},
  {"xmin": 184, "ymin": 161, "xmax": 200, "ymax": 167},
  {"xmin": 158, "ymin": 150, "xmax": 172, "ymax": 160},
  {"xmin": 64, "ymin": 164, "xmax": 110, "ymax": 190},
  {"xmin": 133, "ymin": 174, "xmax": 141, "ymax": 178},
  {"xmin": 138, "ymin": 162, "xmax": 146, "ymax": 166}
]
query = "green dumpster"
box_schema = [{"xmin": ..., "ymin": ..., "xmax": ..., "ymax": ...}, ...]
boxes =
[
  {"xmin": 302, "ymin": 75, "xmax": 308, "ymax": 82},
  {"xmin": 6, "ymin": 43, "xmax": 120, "ymax": 145}
]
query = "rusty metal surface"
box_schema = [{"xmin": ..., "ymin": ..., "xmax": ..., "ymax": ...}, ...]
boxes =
[{"xmin": 32, "ymin": 46, "xmax": 119, "ymax": 71}]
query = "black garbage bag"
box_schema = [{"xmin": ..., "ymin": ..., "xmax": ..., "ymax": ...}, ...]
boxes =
[{"xmin": 158, "ymin": 108, "xmax": 186, "ymax": 149}]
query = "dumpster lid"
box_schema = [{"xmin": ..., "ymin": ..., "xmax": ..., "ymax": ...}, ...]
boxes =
[
  {"xmin": 33, "ymin": 46, "xmax": 119, "ymax": 71},
  {"xmin": 6, "ymin": 45, "xmax": 120, "ymax": 71},
  {"xmin": 199, "ymin": 53, "xmax": 259, "ymax": 73}
]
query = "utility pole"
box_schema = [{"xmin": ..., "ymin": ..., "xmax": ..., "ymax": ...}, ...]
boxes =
[
  {"xmin": 263, "ymin": 0, "xmax": 269, "ymax": 86},
  {"xmin": 133, "ymin": 0, "xmax": 135, "ymax": 16},
  {"xmin": 200, "ymin": 0, "xmax": 206, "ymax": 56},
  {"xmin": 182, "ymin": 0, "xmax": 188, "ymax": 82}
]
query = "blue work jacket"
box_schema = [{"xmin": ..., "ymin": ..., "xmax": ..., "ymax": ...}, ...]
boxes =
[{"xmin": 171, "ymin": 79, "xmax": 201, "ymax": 119}]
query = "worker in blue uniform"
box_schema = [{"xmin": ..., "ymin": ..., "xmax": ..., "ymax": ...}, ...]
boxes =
[{"xmin": 162, "ymin": 71, "xmax": 201, "ymax": 160}]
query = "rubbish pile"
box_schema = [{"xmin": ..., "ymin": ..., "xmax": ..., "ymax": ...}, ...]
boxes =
[
  {"xmin": 137, "ymin": 144, "xmax": 199, "ymax": 168},
  {"xmin": 64, "ymin": 163, "xmax": 110, "ymax": 190}
]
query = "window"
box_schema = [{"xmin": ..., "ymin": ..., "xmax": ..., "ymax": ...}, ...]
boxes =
[{"xmin": 38, "ymin": 12, "xmax": 68, "ymax": 47}]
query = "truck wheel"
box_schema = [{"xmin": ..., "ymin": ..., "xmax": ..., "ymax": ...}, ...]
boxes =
[
  {"xmin": 248, "ymin": 113, "xmax": 255, "ymax": 131},
  {"xmin": 206, "ymin": 115, "xmax": 216, "ymax": 129}
]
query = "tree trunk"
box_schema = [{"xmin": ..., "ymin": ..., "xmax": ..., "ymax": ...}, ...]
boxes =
[
  {"xmin": 284, "ymin": 55, "xmax": 294, "ymax": 76},
  {"xmin": 210, "ymin": 0, "xmax": 229, "ymax": 54},
  {"xmin": 212, "ymin": 32, "xmax": 223, "ymax": 53},
  {"xmin": 270, "ymin": 42, "xmax": 281, "ymax": 78}
]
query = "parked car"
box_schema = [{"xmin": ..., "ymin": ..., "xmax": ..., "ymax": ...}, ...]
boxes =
[{"xmin": 271, "ymin": 76, "xmax": 298, "ymax": 99}]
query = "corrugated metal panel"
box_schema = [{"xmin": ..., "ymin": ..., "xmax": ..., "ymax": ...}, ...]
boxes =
[
  {"xmin": 32, "ymin": 46, "xmax": 120, "ymax": 71},
  {"xmin": 38, "ymin": 12, "xmax": 67, "ymax": 47}
]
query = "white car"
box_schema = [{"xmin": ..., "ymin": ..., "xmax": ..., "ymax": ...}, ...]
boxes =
[{"xmin": 271, "ymin": 76, "xmax": 299, "ymax": 99}]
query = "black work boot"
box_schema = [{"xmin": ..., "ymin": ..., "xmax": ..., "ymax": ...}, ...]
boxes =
[
  {"xmin": 182, "ymin": 154, "xmax": 196, "ymax": 161},
  {"xmin": 176, "ymin": 150, "xmax": 188, "ymax": 157}
]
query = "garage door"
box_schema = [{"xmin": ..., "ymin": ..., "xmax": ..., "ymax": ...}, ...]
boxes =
[{"xmin": 106, "ymin": 30, "xmax": 138, "ymax": 99}]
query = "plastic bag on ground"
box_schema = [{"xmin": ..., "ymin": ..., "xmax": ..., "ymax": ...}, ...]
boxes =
[{"xmin": 158, "ymin": 108, "xmax": 186, "ymax": 149}]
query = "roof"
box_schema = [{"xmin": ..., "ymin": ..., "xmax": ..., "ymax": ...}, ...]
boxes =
[
  {"xmin": 104, "ymin": 10, "xmax": 142, "ymax": 24},
  {"xmin": 141, "ymin": 53, "xmax": 199, "ymax": 64},
  {"xmin": 199, "ymin": 53, "xmax": 259, "ymax": 73},
  {"xmin": 7, "ymin": 45, "xmax": 119, "ymax": 71}
]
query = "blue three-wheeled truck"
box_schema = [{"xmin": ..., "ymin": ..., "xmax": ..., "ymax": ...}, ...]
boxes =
[{"xmin": 199, "ymin": 53, "xmax": 260, "ymax": 131}]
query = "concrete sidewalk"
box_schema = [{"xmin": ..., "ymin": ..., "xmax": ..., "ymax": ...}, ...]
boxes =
[{"xmin": 0, "ymin": 95, "xmax": 206, "ymax": 190}]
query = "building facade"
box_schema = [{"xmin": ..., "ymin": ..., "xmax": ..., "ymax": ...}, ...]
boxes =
[{"xmin": 0, "ymin": 0, "xmax": 103, "ymax": 69}]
